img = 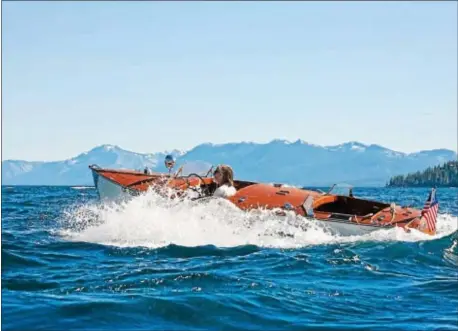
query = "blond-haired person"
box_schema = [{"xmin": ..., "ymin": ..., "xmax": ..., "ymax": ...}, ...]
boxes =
[{"xmin": 212, "ymin": 165, "xmax": 237, "ymax": 198}]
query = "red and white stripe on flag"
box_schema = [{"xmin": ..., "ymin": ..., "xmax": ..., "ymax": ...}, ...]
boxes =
[{"xmin": 421, "ymin": 190, "xmax": 439, "ymax": 233}]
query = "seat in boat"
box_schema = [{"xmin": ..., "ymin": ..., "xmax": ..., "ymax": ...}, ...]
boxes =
[{"xmin": 314, "ymin": 195, "xmax": 389, "ymax": 216}]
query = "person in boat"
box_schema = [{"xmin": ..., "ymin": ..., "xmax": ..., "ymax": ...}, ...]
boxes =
[{"xmin": 212, "ymin": 165, "xmax": 237, "ymax": 198}]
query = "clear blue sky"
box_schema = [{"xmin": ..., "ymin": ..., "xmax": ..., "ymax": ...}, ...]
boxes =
[{"xmin": 2, "ymin": 1, "xmax": 457, "ymax": 161}]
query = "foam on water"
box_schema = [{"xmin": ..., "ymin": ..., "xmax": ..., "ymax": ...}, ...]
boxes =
[
  {"xmin": 71, "ymin": 186, "xmax": 94, "ymax": 190},
  {"xmin": 59, "ymin": 189, "xmax": 458, "ymax": 249}
]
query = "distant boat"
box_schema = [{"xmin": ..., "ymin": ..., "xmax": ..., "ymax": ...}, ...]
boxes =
[{"xmin": 89, "ymin": 158, "xmax": 439, "ymax": 237}]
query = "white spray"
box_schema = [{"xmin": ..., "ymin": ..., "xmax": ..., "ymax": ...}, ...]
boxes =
[{"xmin": 59, "ymin": 189, "xmax": 458, "ymax": 249}]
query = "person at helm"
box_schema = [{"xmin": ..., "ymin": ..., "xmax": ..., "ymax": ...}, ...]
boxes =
[
  {"xmin": 212, "ymin": 165, "xmax": 236, "ymax": 198},
  {"xmin": 164, "ymin": 155, "xmax": 176, "ymax": 173}
]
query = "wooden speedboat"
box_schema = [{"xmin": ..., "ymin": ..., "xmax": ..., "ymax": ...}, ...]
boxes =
[{"xmin": 88, "ymin": 160, "xmax": 439, "ymax": 237}]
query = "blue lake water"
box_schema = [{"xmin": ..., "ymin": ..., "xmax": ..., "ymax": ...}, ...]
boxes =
[{"xmin": 2, "ymin": 186, "xmax": 457, "ymax": 330}]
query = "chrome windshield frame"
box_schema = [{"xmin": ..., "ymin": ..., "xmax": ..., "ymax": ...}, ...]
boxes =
[{"xmin": 325, "ymin": 183, "xmax": 354, "ymax": 196}]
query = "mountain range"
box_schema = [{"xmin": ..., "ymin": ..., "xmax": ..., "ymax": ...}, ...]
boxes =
[{"xmin": 2, "ymin": 140, "xmax": 457, "ymax": 186}]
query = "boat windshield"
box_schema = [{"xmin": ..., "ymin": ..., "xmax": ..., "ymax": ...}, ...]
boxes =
[
  {"xmin": 174, "ymin": 161, "xmax": 214, "ymax": 178},
  {"xmin": 326, "ymin": 183, "xmax": 353, "ymax": 196}
]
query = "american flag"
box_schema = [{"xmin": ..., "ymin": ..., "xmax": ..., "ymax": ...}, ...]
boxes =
[{"xmin": 421, "ymin": 188, "xmax": 439, "ymax": 233}]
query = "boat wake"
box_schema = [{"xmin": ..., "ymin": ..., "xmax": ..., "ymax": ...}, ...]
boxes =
[{"xmin": 59, "ymin": 189, "xmax": 458, "ymax": 249}]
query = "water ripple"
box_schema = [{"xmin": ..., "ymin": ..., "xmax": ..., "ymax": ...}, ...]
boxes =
[{"xmin": 2, "ymin": 186, "xmax": 458, "ymax": 330}]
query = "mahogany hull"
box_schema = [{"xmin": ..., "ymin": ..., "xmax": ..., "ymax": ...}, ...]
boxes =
[{"xmin": 89, "ymin": 165, "xmax": 436, "ymax": 236}]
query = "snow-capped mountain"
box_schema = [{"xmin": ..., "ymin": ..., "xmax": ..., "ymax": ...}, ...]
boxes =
[
  {"xmin": 2, "ymin": 140, "xmax": 456, "ymax": 186},
  {"xmin": 2, "ymin": 145, "xmax": 182, "ymax": 186}
]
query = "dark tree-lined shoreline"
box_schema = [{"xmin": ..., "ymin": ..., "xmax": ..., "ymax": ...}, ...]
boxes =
[{"xmin": 387, "ymin": 161, "xmax": 458, "ymax": 187}]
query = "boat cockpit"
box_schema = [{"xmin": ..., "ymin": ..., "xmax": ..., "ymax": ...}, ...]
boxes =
[{"xmin": 314, "ymin": 184, "xmax": 389, "ymax": 216}]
